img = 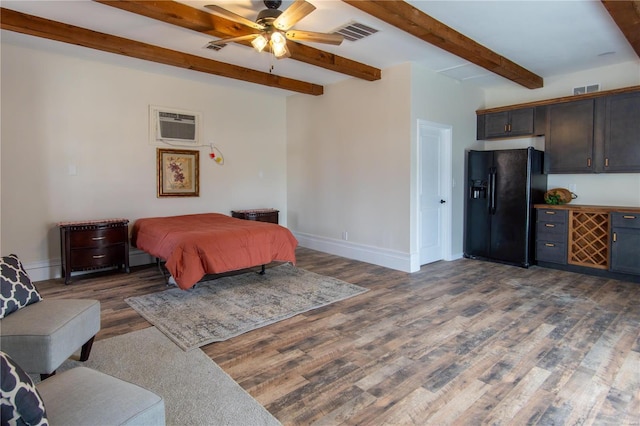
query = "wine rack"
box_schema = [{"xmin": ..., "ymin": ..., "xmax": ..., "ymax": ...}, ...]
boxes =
[{"xmin": 568, "ymin": 210, "xmax": 609, "ymax": 269}]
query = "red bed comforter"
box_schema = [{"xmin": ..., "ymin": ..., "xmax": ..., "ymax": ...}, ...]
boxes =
[{"xmin": 131, "ymin": 213, "xmax": 298, "ymax": 290}]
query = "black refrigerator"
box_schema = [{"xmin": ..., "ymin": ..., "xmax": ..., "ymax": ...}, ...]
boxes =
[{"xmin": 464, "ymin": 147, "xmax": 547, "ymax": 267}]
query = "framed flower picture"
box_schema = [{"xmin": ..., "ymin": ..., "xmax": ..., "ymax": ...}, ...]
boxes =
[{"xmin": 157, "ymin": 148, "xmax": 199, "ymax": 197}]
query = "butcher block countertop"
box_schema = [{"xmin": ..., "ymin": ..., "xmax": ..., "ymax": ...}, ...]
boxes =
[{"xmin": 534, "ymin": 204, "xmax": 640, "ymax": 213}]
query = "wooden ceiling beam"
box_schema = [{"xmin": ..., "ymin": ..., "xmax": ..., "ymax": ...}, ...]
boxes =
[
  {"xmin": 601, "ymin": 0, "xmax": 640, "ymax": 57},
  {"xmin": 0, "ymin": 8, "xmax": 323, "ymax": 95},
  {"xmin": 95, "ymin": 0, "xmax": 381, "ymax": 81},
  {"xmin": 342, "ymin": 0, "xmax": 543, "ymax": 89}
]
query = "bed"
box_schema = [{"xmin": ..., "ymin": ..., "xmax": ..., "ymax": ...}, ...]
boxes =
[{"xmin": 131, "ymin": 213, "xmax": 298, "ymax": 290}]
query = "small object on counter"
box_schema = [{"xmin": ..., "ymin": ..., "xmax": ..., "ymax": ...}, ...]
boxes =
[{"xmin": 544, "ymin": 188, "xmax": 577, "ymax": 205}]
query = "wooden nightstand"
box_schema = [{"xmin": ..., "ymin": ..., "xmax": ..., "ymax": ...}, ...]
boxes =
[
  {"xmin": 58, "ymin": 219, "xmax": 130, "ymax": 284},
  {"xmin": 231, "ymin": 209, "xmax": 279, "ymax": 224}
]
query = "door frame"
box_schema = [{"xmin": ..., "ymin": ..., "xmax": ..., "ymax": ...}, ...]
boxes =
[{"xmin": 416, "ymin": 119, "xmax": 453, "ymax": 265}]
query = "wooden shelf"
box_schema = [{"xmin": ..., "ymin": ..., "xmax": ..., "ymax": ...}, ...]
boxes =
[{"xmin": 568, "ymin": 211, "xmax": 609, "ymax": 269}]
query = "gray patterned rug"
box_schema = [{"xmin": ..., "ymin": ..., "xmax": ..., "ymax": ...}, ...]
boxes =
[{"xmin": 125, "ymin": 264, "xmax": 368, "ymax": 351}]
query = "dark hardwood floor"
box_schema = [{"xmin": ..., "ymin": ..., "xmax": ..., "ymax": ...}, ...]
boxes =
[{"xmin": 35, "ymin": 247, "xmax": 640, "ymax": 425}]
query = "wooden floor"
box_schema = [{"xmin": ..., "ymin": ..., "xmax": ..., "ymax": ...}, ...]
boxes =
[{"xmin": 35, "ymin": 247, "xmax": 640, "ymax": 425}]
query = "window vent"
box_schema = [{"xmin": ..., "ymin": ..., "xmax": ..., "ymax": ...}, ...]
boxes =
[
  {"xmin": 333, "ymin": 21, "xmax": 378, "ymax": 42},
  {"xmin": 573, "ymin": 84, "xmax": 600, "ymax": 95}
]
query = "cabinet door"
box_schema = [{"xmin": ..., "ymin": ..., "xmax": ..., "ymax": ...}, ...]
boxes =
[
  {"xmin": 484, "ymin": 112, "xmax": 510, "ymax": 138},
  {"xmin": 603, "ymin": 92, "xmax": 640, "ymax": 172},
  {"xmin": 611, "ymin": 228, "xmax": 640, "ymax": 275},
  {"xmin": 545, "ymin": 99, "xmax": 595, "ymax": 173},
  {"xmin": 480, "ymin": 108, "xmax": 535, "ymax": 139},
  {"xmin": 508, "ymin": 108, "xmax": 535, "ymax": 136}
]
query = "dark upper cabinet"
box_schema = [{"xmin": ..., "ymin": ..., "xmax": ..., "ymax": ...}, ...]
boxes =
[
  {"xmin": 478, "ymin": 107, "xmax": 535, "ymax": 139},
  {"xmin": 545, "ymin": 99, "xmax": 595, "ymax": 173},
  {"xmin": 602, "ymin": 91, "xmax": 640, "ymax": 173},
  {"xmin": 478, "ymin": 86, "xmax": 640, "ymax": 174}
]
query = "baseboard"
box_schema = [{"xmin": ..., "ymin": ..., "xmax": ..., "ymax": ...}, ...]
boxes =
[
  {"xmin": 293, "ymin": 232, "xmax": 414, "ymax": 273},
  {"xmin": 24, "ymin": 248, "xmax": 154, "ymax": 282},
  {"xmin": 24, "ymin": 244, "xmax": 463, "ymax": 282}
]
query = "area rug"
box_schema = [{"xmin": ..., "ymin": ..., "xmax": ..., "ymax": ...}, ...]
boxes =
[
  {"xmin": 34, "ymin": 327, "xmax": 281, "ymax": 426},
  {"xmin": 125, "ymin": 263, "xmax": 368, "ymax": 351}
]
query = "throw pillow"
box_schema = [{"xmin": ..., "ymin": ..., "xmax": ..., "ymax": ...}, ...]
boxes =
[
  {"xmin": 0, "ymin": 254, "xmax": 42, "ymax": 319},
  {"xmin": 0, "ymin": 351, "xmax": 49, "ymax": 426}
]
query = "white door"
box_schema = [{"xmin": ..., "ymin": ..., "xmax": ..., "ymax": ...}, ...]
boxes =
[{"xmin": 418, "ymin": 121, "xmax": 451, "ymax": 265}]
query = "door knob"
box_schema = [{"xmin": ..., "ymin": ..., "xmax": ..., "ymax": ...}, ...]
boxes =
[{"xmin": 440, "ymin": 199, "xmax": 446, "ymax": 204}]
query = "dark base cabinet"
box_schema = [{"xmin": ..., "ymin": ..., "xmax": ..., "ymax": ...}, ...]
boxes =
[
  {"xmin": 59, "ymin": 219, "xmax": 130, "ymax": 284},
  {"xmin": 231, "ymin": 209, "xmax": 279, "ymax": 224},
  {"xmin": 610, "ymin": 212, "xmax": 640, "ymax": 275},
  {"xmin": 534, "ymin": 205, "xmax": 640, "ymax": 283},
  {"xmin": 535, "ymin": 209, "xmax": 568, "ymax": 264}
]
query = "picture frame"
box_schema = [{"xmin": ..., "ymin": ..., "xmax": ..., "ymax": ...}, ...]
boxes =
[{"xmin": 157, "ymin": 148, "xmax": 199, "ymax": 197}]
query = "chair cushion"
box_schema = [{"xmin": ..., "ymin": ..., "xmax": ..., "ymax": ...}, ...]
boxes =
[
  {"xmin": 0, "ymin": 351, "xmax": 49, "ymax": 426},
  {"xmin": 0, "ymin": 254, "xmax": 42, "ymax": 319},
  {"xmin": 0, "ymin": 299, "xmax": 101, "ymax": 374},
  {"xmin": 37, "ymin": 367, "xmax": 165, "ymax": 425}
]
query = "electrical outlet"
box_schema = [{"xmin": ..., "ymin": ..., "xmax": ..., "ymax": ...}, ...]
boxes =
[
  {"xmin": 342, "ymin": 231, "xmax": 348, "ymax": 241},
  {"xmin": 569, "ymin": 183, "xmax": 577, "ymax": 193}
]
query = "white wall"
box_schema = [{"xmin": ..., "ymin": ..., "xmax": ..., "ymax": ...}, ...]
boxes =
[
  {"xmin": 287, "ymin": 63, "xmax": 484, "ymax": 271},
  {"xmin": 287, "ymin": 64, "xmax": 412, "ymax": 270},
  {"xmin": 482, "ymin": 60, "xmax": 640, "ymax": 207},
  {"xmin": 1, "ymin": 33, "xmax": 289, "ymax": 280},
  {"xmin": 410, "ymin": 64, "xmax": 485, "ymax": 260}
]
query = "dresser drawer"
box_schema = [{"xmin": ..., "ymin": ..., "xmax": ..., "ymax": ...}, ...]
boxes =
[
  {"xmin": 536, "ymin": 221, "xmax": 567, "ymax": 242},
  {"xmin": 70, "ymin": 245, "xmax": 126, "ymax": 269},
  {"xmin": 536, "ymin": 209, "xmax": 568, "ymax": 224},
  {"xmin": 611, "ymin": 212, "xmax": 640, "ymax": 229},
  {"xmin": 70, "ymin": 226, "xmax": 127, "ymax": 248},
  {"xmin": 536, "ymin": 241, "xmax": 567, "ymax": 264}
]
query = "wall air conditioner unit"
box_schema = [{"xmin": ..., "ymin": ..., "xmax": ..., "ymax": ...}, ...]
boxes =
[{"xmin": 149, "ymin": 105, "xmax": 201, "ymax": 146}]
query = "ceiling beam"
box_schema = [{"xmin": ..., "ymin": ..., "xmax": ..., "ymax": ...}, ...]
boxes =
[
  {"xmin": 95, "ymin": 0, "xmax": 381, "ymax": 81},
  {"xmin": 601, "ymin": 0, "xmax": 640, "ymax": 57},
  {"xmin": 342, "ymin": 0, "xmax": 543, "ymax": 89},
  {"xmin": 0, "ymin": 8, "xmax": 323, "ymax": 95}
]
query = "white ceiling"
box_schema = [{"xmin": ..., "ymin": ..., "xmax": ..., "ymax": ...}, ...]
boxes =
[{"xmin": 2, "ymin": 0, "xmax": 637, "ymax": 94}]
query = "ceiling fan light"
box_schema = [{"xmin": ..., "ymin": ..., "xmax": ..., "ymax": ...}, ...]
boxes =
[
  {"xmin": 273, "ymin": 42, "xmax": 290, "ymax": 59},
  {"xmin": 270, "ymin": 31, "xmax": 289, "ymax": 58},
  {"xmin": 252, "ymin": 34, "xmax": 268, "ymax": 52},
  {"xmin": 270, "ymin": 31, "xmax": 286, "ymax": 47}
]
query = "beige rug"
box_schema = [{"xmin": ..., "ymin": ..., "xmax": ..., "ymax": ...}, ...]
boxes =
[
  {"xmin": 36, "ymin": 327, "xmax": 280, "ymax": 426},
  {"xmin": 125, "ymin": 264, "xmax": 368, "ymax": 351}
]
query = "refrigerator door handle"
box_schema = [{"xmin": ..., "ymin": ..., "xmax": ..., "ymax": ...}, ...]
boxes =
[
  {"xmin": 490, "ymin": 169, "xmax": 497, "ymax": 214},
  {"xmin": 487, "ymin": 171, "xmax": 493, "ymax": 213}
]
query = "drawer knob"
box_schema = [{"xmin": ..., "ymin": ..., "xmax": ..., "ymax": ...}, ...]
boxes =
[
  {"xmin": 92, "ymin": 236, "xmax": 106, "ymax": 241},
  {"xmin": 545, "ymin": 224, "xmax": 555, "ymax": 228},
  {"xmin": 622, "ymin": 215, "xmax": 636, "ymax": 219},
  {"xmin": 92, "ymin": 254, "xmax": 106, "ymax": 259},
  {"xmin": 545, "ymin": 211, "xmax": 556, "ymax": 215},
  {"xmin": 545, "ymin": 243, "xmax": 555, "ymax": 247}
]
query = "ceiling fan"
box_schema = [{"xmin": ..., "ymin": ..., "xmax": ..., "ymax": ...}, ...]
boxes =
[{"xmin": 204, "ymin": 0, "xmax": 344, "ymax": 59}]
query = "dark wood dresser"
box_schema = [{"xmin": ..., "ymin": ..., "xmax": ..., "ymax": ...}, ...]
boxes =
[
  {"xmin": 58, "ymin": 218, "xmax": 130, "ymax": 284},
  {"xmin": 231, "ymin": 209, "xmax": 279, "ymax": 224}
]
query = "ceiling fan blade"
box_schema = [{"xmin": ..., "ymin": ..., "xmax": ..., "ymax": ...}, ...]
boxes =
[
  {"xmin": 204, "ymin": 5, "xmax": 264, "ymax": 30},
  {"xmin": 285, "ymin": 30, "xmax": 344, "ymax": 45},
  {"xmin": 273, "ymin": 0, "xmax": 316, "ymax": 31},
  {"xmin": 206, "ymin": 34, "xmax": 260, "ymax": 47}
]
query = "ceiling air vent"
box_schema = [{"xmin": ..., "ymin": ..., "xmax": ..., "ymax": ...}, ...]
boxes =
[
  {"xmin": 204, "ymin": 42, "xmax": 226, "ymax": 52},
  {"xmin": 573, "ymin": 84, "xmax": 600, "ymax": 95},
  {"xmin": 333, "ymin": 21, "xmax": 378, "ymax": 42}
]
